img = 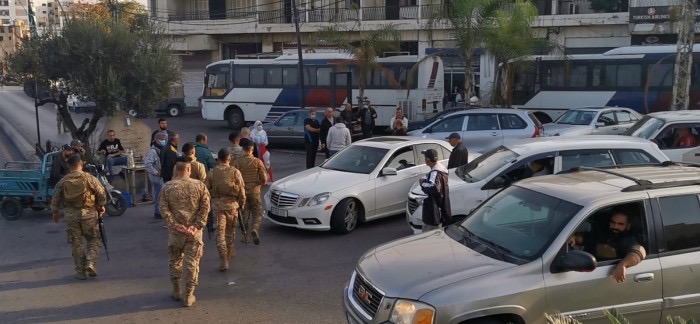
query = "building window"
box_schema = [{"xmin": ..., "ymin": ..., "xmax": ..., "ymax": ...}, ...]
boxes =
[
  {"xmin": 0, "ymin": 36, "xmax": 3, "ymax": 41},
  {"xmin": 0, "ymin": 1, "xmax": 8, "ymax": 6},
  {"xmin": 188, "ymin": 0, "xmax": 208, "ymax": 13}
]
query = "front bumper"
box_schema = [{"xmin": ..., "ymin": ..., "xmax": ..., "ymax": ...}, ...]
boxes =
[
  {"xmin": 406, "ymin": 192, "xmax": 426, "ymax": 235},
  {"xmin": 263, "ymin": 192, "xmax": 339, "ymax": 231}
]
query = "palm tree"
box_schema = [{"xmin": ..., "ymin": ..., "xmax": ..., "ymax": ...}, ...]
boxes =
[{"xmin": 313, "ymin": 23, "xmax": 401, "ymax": 100}]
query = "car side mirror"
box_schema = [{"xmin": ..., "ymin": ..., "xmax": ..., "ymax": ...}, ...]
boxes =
[
  {"xmin": 595, "ymin": 122, "xmax": 605, "ymax": 128},
  {"xmin": 381, "ymin": 167, "xmax": 398, "ymax": 176},
  {"xmin": 554, "ymin": 250, "xmax": 596, "ymax": 273}
]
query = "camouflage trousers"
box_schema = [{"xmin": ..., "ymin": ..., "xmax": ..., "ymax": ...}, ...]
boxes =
[
  {"xmin": 66, "ymin": 217, "xmax": 101, "ymax": 274},
  {"xmin": 241, "ymin": 190, "xmax": 262, "ymax": 233},
  {"xmin": 168, "ymin": 233, "xmax": 203, "ymax": 291},
  {"xmin": 212, "ymin": 199, "xmax": 239, "ymax": 258}
]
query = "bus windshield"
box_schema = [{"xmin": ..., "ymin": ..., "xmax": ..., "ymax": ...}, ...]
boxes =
[{"xmin": 203, "ymin": 64, "xmax": 230, "ymax": 98}]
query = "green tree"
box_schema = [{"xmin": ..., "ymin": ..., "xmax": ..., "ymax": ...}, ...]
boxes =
[
  {"xmin": 313, "ymin": 23, "xmax": 401, "ymax": 100},
  {"xmin": 5, "ymin": 3, "xmax": 179, "ymax": 155}
]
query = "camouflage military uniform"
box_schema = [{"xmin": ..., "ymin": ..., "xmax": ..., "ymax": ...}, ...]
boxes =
[
  {"xmin": 50, "ymin": 170, "xmax": 107, "ymax": 279},
  {"xmin": 189, "ymin": 157, "xmax": 207, "ymax": 182},
  {"xmin": 159, "ymin": 176, "xmax": 211, "ymax": 305},
  {"xmin": 232, "ymin": 154, "xmax": 267, "ymax": 243},
  {"xmin": 229, "ymin": 145, "xmax": 244, "ymax": 162},
  {"xmin": 205, "ymin": 165, "xmax": 246, "ymax": 270}
]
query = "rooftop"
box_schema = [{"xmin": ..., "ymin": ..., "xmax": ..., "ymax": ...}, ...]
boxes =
[
  {"xmin": 505, "ymin": 135, "xmax": 661, "ymax": 155},
  {"xmin": 648, "ymin": 110, "xmax": 700, "ymax": 122}
]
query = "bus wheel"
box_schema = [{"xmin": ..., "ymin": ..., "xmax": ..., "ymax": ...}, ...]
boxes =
[{"xmin": 226, "ymin": 108, "xmax": 244, "ymax": 129}]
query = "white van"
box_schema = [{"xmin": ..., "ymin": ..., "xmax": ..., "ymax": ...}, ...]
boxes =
[{"xmin": 406, "ymin": 136, "xmax": 670, "ymax": 233}]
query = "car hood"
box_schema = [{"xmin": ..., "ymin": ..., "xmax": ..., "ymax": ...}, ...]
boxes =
[
  {"xmin": 271, "ymin": 167, "xmax": 371, "ymax": 196},
  {"xmin": 543, "ymin": 123, "xmax": 591, "ymax": 136},
  {"xmin": 357, "ymin": 230, "xmax": 514, "ymax": 299}
]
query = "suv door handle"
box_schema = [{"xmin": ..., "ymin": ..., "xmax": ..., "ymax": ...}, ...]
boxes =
[
  {"xmin": 490, "ymin": 132, "xmax": 499, "ymax": 136},
  {"xmin": 634, "ymin": 273, "xmax": 654, "ymax": 283}
]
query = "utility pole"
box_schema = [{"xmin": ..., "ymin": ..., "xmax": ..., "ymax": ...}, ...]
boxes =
[
  {"xmin": 291, "ymin": 0, "xmax": 305, "ymax": 109},
  {"xmin": 28, "ymin": 0, "xmax": 42, "ymax": 148},
  {"xmin": 671, "ymin": 0, "xmax": 695, "ymax": 110}
]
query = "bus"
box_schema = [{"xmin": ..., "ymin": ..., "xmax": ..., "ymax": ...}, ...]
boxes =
[
  {"xmin": 510, "ymin": 45, "xmax": 700, "ymax": 122},
  {"xmin": 200, "ymin": 52, "xmax": 444, "ymax": 128}
]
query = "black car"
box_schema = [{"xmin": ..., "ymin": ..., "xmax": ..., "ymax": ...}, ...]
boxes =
[
  {"xmin": 407, "ymin": 106, "xmax": 470, "ymax": 131},
  {"xmin": 265, "ymin": 109, "xmax": 363, "ymax": 146}
]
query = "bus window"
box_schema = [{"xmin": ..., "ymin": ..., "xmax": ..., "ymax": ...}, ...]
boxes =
[
  {"xmin": 267, "ymin": 67, "xmax": 283, "ymax": 86},
  {"xmin": 304, "ymin": 67, "xmax": 317, "ymax": 86},
  {"xmin": 512, "ymin": 68, "xmax": 536, "ymax": 105},
  {"xmin": 647, "ymin": 63, "xmax": 674, "ymax": 87},
  {"xmin": 204, "ymin": 64, "xmax": 230, "ymax": 97},
  {"xmin": 250, "ymin": 67, "xmax": 265, "ymax": 86},
  {"xmin": 234, "ymin": 66, "xmax": 249, "ymax": 86},
  {"xmin": 614, "ymin": 64, "xmax": 641, "ymax": 88},
  {"xmin": 317, "ymin": 67, "xmax": 332, "ymax": 86},
  {"xmin": 283, "ymin": 67, "xmax": 298, "ymax": 86},
  {"xmin": 543, "ymin": 64, "xmax": 586, "ymax": 88}
]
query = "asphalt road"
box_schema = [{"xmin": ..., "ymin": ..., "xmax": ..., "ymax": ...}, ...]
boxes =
[{"xmin": 0, "ymin": 90, "xmax": 413, "ymax": 323}]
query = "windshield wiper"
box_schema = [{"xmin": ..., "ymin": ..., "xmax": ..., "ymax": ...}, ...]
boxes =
[{"xmin": 459, "ymin": 228, "xmax": 509, "ymax": 261}]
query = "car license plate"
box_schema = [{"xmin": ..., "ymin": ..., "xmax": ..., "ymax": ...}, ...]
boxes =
[{"xmin": 270, "ymin": 207, "xmax": 288, "ymax": 217}]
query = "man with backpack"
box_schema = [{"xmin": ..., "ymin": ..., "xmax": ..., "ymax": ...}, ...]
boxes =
[
  {"xmin": 358, "ymin": 104, "xmax": 377, "ymax": 139},
  {"xmin": 51, "ymin": 154, "xmax": 107, "ymax": 280}
]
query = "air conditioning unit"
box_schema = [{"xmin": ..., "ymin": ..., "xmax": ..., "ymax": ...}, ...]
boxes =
[{"xmin": 568, "ymin": 3, "xmax": 579, "ymax": 14}]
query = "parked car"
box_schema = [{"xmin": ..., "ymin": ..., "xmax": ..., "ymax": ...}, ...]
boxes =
[
  {"xmin": 67, "ymin": 94, "xmax": 97, "ymax": 113},
  {"xmin": 407, "ymin": 108, "xmax": 544, "ymax": 153},
  {"xmin": 406, "ymin": 136, "xmax": 670, "ymax": 234},
  {"xmin": 346, "ymin": 163, "xmax": 700, "ymax": 323},
  {"xmin": 624, "ymin": 110, "xmax": 700, "ymax": 163},
  {"xmin": 265, "ymin": 109, "xmax": 362, "ymax": 146},
  {"xmin": 407, "ymin": 107, "xmax": 470, "ymax": 132},
  {"xmin": 127, "ymin": 98, "xmax": 186, "ymax": 118},
  {"xmin": 264, "ymin": 137, "xmax": 470, "ymax": 234},
  {"xmin": 543, "ymin": 106, "xmax": 642, "ymax": 137}
]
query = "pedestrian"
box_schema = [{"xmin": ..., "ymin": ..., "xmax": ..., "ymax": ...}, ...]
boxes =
[
  {"xmin": 251, "ymin": 120, "xmax": 273, "ymax": 184},
  {"xmin": 320, "ymin": 107, "xmax": 335, "ymax": 158},
  {"xmin": 326, "ymin": 115, "xmax": 351, "ymax": 157},
  {"xmin": 419, "ymin": 149, "xmax": 451, "ymax": 232},
  {"xmin": 145, "ymin": 132, "xmax": 167, "ymax": 219},
  {"xmin": 182, "ymin": 142, "xmax": 207, "ymax": 182},
  {"xmin": 390, "ymin": 107, "xmax": 408, "ymax": 136},
  {"xmin": 159, "ymin": 156, "xmax": 211, "ymax": 307},
  {"xmin": 160, "ymin": 132, "xmax": 180, "ymax": 183},
  {"xmin": 358, "ymin": 103, "xmax": 376, "ymax": 139},
  {"xmin": 205, "ymin": 149, "xmax": 246, "ymax": 271},
  {"xmin": 50, "ymin": 144, "xmax": 76, "ymax": 187},
  {"xmin": 303, "ymin": 108, "xmax": 321, "ymax": 169},
  {"xmin": 51, "ymin": 153, "xmax": 107, "ymax": 280},
  {"xmin": 194, "ymin": 133, "xmax": 215, "ymax": 172},
  {"xmin": 232, "ymin": 138, "xmax": 267, "ymax": 245},
  {"xmin": 340, "ymin": 103, "xmax": 356, "ymax": 132},
  {"xmin": 55, "ymin": 104, "xmax": 68, "ymax": 134},
  {"xmin": 98, "ymin": 130, "xmax": 127, "ymax": 176},
  {"xmin": 446, "ymin": 132, "xmax": 469, "ymax": 169},
  {"xmin": 70, "ymin": 139, "xmax": 86, "ymax": 155},
  {"xmin": 228, "ymin": 130, "xmax": 243, "ymax": 161},
  {"xmin": 151, "ymin": 118, "xmax": 175, "ymax": 143}
]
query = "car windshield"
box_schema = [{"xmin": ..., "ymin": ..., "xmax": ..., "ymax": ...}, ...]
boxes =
[
  {"xmin": 320, "ymin": 145, "xmax": 389, "ymax": 174},
  {"xmin": 623, "ymin": 116, "xmax": 665, "ymax": 139},
  {"xmin": 451, "ymin": 186, "xmax": 582, "ymax": 263},
  {"xmin": 554, "ymin": 110, "xmax": 597, "ymax": 125},
  {"xmin": 455, "ymin": 146, "xmax": 519, "ymax": 182}
]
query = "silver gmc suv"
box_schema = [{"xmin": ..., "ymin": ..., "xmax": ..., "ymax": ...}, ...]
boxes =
[{"xmin": 344, "ymin": 162, "xmax": 700, "ymax": 323}]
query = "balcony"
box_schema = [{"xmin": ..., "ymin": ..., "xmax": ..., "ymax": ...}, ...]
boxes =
[{"xmin": 533, "ymin": 0, "xmax": 627, "ymax": 15}]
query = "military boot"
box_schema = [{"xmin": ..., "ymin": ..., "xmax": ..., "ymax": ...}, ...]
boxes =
[
  {"xmin": 227, "ymin": 245, "xmax": 236, "ymax": 259},
  {"xmin": 75, "ymin": 271, "xmax": 87, "ymax": 280},
  {"xmin": 219, "ymin": 251, "xmax": 229, "ymax": 272},
  {"xmin": 85, "ymin": 262, "xmax": 98, "ymax": 278},
  {"xmin": 251, "ymin": 230, "xmax": 260, "ymax": 245},
  {"xmin": 172, "ymin": 281, "xmax": 181, "ymax": 301},
  {"xmin": 182, "ymin": 287, "xmax": 196, "ymax": 307}
]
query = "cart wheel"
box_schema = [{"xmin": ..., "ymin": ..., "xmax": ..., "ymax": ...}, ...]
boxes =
[
  {"xmin": 1, "ymin": 198, "xmax": 23, "ymax": 221},
  {"xmin": 106, "ymin": 192, "xmax": 128, "ymax": 217}
]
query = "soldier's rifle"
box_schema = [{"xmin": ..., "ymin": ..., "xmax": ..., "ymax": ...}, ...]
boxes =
[{"xmin": 238, "ymin": 210, "xmax": 249, "ymax": 245}]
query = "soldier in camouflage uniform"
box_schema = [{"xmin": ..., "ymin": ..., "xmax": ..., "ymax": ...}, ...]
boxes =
[
  {"xmin": 205, "ymin": 149, "xmax": 246, "ymax": 271},
  {"xmin": 232, "ymin": 138, "xmax": 267, "ymax": 245},
  {"xmin": 159, "ymin": 156, "xmax": 211, "ymax": 307},
  {"xmin": 51, "ymin": 154, "xmax": 107, "ymax": 280}
]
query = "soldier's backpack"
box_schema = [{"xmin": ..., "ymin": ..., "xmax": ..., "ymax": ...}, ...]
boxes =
[{"xmin": 62, "ymin": 175, "xmax": 90, "ymax": 207}]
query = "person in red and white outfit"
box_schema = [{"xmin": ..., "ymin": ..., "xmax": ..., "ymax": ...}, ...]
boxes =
[{"xmin": 251, "ymin": 120, "xmax": 273, "ymax": 185}]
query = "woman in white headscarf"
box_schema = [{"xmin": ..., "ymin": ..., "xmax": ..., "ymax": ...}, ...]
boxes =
[{"xmin": 251, "ymin": 120, "xmax": 273, "ymax": 184}]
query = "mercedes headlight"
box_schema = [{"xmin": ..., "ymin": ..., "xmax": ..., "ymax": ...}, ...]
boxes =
[
  {"xmin": 307, "ymin": 192, "xmax": 332, "ymax": 206},
  {"xmin": 390, "ymin": 299, "xmax": 435, "ymax": 324}
]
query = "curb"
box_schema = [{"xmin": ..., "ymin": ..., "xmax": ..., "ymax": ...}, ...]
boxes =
[{"xmin": 0, "ymin": 113, "xmax": 38, "ymax": 161}]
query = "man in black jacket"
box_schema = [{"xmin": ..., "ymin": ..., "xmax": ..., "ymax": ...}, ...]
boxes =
[
  {"xmin": 319, "ymin": 107, "xmax": 335, "ymax": 158},
  {"xmin": 160, "ymin": 132, "xmax": 180, "ymax": 183},
  {"xmin": 50, "ymin": 145, "xmax": 75, "ymax": 187},
  {"xmin": 446, "ymin": 133, "xmax": 469, "ymax": 169},
  {"xmin": 419, "ymin": 149, "xmax": 451, "ymax": 232}
]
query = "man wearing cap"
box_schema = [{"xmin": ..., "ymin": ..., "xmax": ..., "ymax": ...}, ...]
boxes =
[
  {"xmin": 70, "ymin": 139, "xmax": 86, "ymax": 155},
  {"xmin": 419, "ymin": 149, "xmax": 451, "ymax": 232},
  {"xmin": 232, "ymin": 138, "xmax": 267, "ymax": 245},
  {"xmin": 50, "ymin": 144, "xmax": 77, "ymax": 187},
  {"xmin": 446, "ymin": 132, "xmax": 469, "ymax": 169},
  {"xmin": 51, "ymin": 154, "xmax": 107, "ymax": 280}
]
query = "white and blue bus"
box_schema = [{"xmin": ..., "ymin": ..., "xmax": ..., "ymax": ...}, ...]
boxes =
[
  {"xmin": 511, "ymin": 45, "xmax": 700, "ymax": 122},
  {"xmin": 200, "ymin": 52, "xmax": 444, "ymax": 128}
]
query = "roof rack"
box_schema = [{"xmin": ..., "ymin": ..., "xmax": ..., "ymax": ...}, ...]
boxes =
[
  {"xmin": 563, "ymin": 166, "xmax": 653, "ymax": 186},
  {"xmin": 558, "ymin": 162, "xmax": 700, "ymax": 192}
]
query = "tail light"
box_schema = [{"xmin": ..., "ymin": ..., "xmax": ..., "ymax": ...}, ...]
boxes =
[{"xmin": 533, "ymin": 125, "xmax": 543, "ymax": 138}]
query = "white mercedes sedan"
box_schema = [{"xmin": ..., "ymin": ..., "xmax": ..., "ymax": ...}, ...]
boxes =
[{"xmin": 264, "ymin": 137, "xmax": 454, "ymax": 234}]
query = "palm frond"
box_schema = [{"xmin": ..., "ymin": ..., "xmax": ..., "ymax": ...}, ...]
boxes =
[
  {"xmin": 544, "ymin": 311, "xmax": 582, "ymax": 324},
  {"xmin": 603, "ymin": 309, "xmax": 631, "ymax": 324}
]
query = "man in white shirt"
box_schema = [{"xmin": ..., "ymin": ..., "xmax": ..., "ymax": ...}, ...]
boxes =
[{"xmin": 389, "ymin": 107, "xmax": 408, "ymax": 136}]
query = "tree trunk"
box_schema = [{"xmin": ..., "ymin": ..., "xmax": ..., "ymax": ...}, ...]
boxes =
[{"xmin": 463, "ymin": 50, "xmax": 475, "ymax": 103}]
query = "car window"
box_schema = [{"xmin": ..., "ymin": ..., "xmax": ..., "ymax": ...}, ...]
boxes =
[
  {"xmin": 560, "ymin": 149, "xmax": 615, "ymax": 170},
  {"xmin": 498, "ymin": 114, "xmax": 527, "ymax": 130},
  {"xmin": 658, "ymin": 194, "xmax": 700, "ymax": 252},
  {"xmin": 277, "ymin": 113, "xmax": 295, "ymax": 127},
  {"xmin": 415, "ymin": 143, "xmax": 448, "ymax": 164},
  {"xmin": 320, "ymin": 145, "xmax": 389, "ymax": 174},
  {"xmin": 615, "ymin": 111, "xmax": 634, "ymax": 124},
  {"xmin": 554, "ymin": 110, "xmax": 596, "ymax": 125},
  {"xmin": 429, "ymin": 115, "xmax": 465, "ymax": 133},
  {"xmin": 654, "ymin": 123, "xmax": 700, "ymax": 149},
  {"xmin": 385, "ymin": 146, "xmax": 416, "ymax": 170},
  {"xmin": 625, "ymin": 115, "xmax": 665, "ymax": 139},
  {"xmin": 467, "ymin": 113, "xmax": 499, "ymax": 131},
  {"xmin": 612, "ymin": 149, "xmax": 659, "ymax": 165},
  {"xmin": 597, "ymin": 111, "xmax": 617, "ymax": 126}
]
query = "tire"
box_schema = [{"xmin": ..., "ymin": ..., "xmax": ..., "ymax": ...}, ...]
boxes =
[
  {"xmin": 1, "ymin": 198, "xmax": 23, "ymax": 221},
  {"xmin": 167, "ymin": 104, "xmax": 182, "ymax": 117},
  {"xmin": 330, "ymin": 198, "xmax": 360, "ymax": 234},
  {"xmin": 226, "ymin": 108, "xmax": 245, "ymax": 129},
  {"xmin": 106, "ymin": 192, "xmax": 128, "ymax": 217}
]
